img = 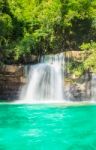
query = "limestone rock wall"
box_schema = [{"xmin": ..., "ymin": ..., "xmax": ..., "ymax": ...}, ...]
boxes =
[
  {"xmin": 0, "ymin": 51, "xmax": 93, "ymax": 101},
  {"xmin": 0, "ymin": 65, "xmax": 26, "ymax": 101}
]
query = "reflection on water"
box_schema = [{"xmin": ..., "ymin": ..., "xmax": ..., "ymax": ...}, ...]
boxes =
[{"xmin": 0, "ymin": 104, "xmax": 96, "ymax": 150}]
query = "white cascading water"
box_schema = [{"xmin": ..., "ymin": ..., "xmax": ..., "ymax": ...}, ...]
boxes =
[
  {"xmin": 21, "ymin": 53, "xmax": 65, "ymax": 103},
  {"xmin": 91, "ymin": 73, "xmax": 96, "ymax": 101}
]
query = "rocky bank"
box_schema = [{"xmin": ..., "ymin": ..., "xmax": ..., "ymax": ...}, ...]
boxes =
[{"xmin": 0, "ymin": 51, "xmax": 94, "ymax": 101}]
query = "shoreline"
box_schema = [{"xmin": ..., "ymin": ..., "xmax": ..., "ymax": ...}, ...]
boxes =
[{"xmin": 0, "ymin": 100, "xmax": 96, "ymax": 107}]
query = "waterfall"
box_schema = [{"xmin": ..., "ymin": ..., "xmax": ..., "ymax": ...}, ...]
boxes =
[
  {"xmin": 20, "ymin": 53, "xmax": 65, "ymax": 103},
  {"xmin": 91, "ymin": 73, "xmax": 96, "ymax": 101}
]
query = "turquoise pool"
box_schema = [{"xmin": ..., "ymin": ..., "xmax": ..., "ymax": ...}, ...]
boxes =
[{"xmin": 0, "ymin": 104, "xmax": 96, "ymax": 150}]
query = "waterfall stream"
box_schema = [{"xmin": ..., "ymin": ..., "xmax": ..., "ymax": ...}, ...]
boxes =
[
  {"xmin": 21, "ymin": 53, "xmax": 65, "ymax": 103},
  {"xmin": 91, "ymin": 73, "xmax": 96, "ymax": 101}
]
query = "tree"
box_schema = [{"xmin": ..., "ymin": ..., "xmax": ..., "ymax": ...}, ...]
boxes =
[{"xmin": 0, "ymin": 0, "xmax": 96, "ymax": 65}]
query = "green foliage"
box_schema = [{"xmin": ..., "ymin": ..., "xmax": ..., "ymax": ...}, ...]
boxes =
[
  {"xmin": 0, "ymin": 0, "xmax": 96, "ymax": 65},
  {"xmin": 68, "ymin": 41, "xmax": 96, "ymax": 77},
  {"xmin": 0, "ymin": 13, "xmax": 13, "ymax": 46},
  {"xmin": 66, "ymin": 58, "xmax": 84, "ymax": 77},
  {"xmin": 14, "ymin": 34, "xmax": 35, "ymax": 60},
  {"xmin": 80, "ymin": 42, "xmax": 96, "ymax": 72}
]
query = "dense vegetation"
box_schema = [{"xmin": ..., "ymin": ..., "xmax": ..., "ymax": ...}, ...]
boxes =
[{"xmin": 0, "ymin": 0, "xmax": 96, "ymax": 73}]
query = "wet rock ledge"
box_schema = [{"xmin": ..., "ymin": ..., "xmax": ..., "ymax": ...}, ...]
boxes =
[{"xmin": 0, "ymin": 65, "xmax": 26, "ymax": 101}]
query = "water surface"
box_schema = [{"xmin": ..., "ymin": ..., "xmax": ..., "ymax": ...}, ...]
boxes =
[{"xmin": 0, "ymin": 104, "xmax": 96, "ymax": 150}]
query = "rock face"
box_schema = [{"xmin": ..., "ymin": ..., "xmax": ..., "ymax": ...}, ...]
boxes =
[
  {"xmin": 64, "ymin": 82, "xmax": 88, "ymax": 101},
  {"xmin": 0, "ymin": 63, "xmax": 93, "ymax": 101},
  {"xmin": 0, "ymin": 65, "xmax": 26, "ymax": 101},
  {"xmin": 0, "ymin": 66, "xmax": 92, "ymax": 101},
  {"xmin": 64, "ymin": 72, "xmax": 93, "ymax": 101},
  {"xmin": 64, "ymin": 50, "xmax": 93, "ymax": 101}
]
